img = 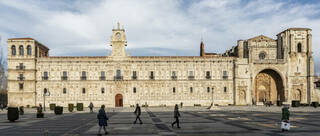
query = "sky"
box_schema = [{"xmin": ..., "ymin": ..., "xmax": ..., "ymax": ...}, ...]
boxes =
[{"xmin": 0, "ymin": 0, "xmax": 319, "ymax": 74}]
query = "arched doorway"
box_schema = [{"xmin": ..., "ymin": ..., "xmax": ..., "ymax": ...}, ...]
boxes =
[
  {"xmin": 255, "ymin": 69, "xmax": 284, "ymax": 104},
  {"xmin": 115, "ymin": 94, "xmax": 123, "ymax": 107}
]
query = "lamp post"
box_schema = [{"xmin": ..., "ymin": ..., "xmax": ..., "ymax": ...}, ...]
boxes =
[
  {"xmin": 210, "ymin": 87, "xmax": 219, "ymax": 110},
  {"xmin": 43, "ymin": 89, "xmax": 50, "ymax": 111}
]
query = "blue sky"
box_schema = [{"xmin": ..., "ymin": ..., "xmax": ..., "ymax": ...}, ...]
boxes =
[{"xmin": 0, "ymin": 0, "xmax": 319, "ymax": 74}]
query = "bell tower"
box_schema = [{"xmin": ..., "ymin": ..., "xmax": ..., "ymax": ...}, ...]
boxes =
[{"xmin": 110, "ymin": 22, "xmax": 127, "ymax": 57}]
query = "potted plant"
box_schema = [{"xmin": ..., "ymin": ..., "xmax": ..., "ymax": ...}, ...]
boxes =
[
  {"xmin": 68, "ymin": 104, "xmax": 74, "ymax": 112},
  {"xmin": 7, "ymin": 107, "xmax": 19, "ymax": 122},
  {"xmin": 312, "ymin": 102, "xmax": 319, "ymax": 108},
  {"xmin": 76, "ymin": 103, "xmax": 83, "ymax": 111},
  {"xmin": 54, "ymin": 106, "xmax": 63, "ymax": 115},
  {"xmin": 49, "ymin": 103, "xmax": 56, "ymax": 111}
]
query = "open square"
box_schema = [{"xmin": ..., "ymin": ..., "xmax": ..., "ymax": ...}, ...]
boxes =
[{"xmin": 1, "ymin": 106, "xmax": 320, "ymax": 136}]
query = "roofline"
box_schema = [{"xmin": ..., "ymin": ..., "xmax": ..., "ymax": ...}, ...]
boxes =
[
  {"xmin": 277, "ymin": 28, "xmax": 312, "ymax": 36},
  {"xmin": 7, "ymin": 37, "xmax": 50, "ymax": 50}
]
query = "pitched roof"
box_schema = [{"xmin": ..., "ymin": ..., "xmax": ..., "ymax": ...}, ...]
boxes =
[{"xmin": 247, "ymin": 35, "xmax": 275, "ymax": 42}]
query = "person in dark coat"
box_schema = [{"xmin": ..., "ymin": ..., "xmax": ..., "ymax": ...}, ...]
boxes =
[
  {"xmin": 171, "ymin": 104, "xmax": 181, "ymax": 128},
  {"xmin": 97, "ymin": 105, "xmax": 108, "ymax": 135},
  {"xmin": 89, "ymin": 102, "xmax": 94, "ymax": 113},
  {"xmin": 282, "ymin": 105, "xmax": 290, "ymax": 121},
  {"xmin": 133, "ymin": 104, "xmax": 143, "ymax": 124}
]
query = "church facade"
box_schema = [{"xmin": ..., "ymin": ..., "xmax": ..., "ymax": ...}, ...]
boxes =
[{"xmin": 6, "ymin": 24, "xmax": 320, "ymax": 107}]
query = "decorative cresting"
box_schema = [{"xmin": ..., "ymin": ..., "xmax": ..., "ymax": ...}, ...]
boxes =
[
  {"xmin": 110, "ymin": 22, "xmax": 127, "ymax": 57},
  {"xmin": 255, "ymin": 69, "xmax": 285, "ymax": 104}
]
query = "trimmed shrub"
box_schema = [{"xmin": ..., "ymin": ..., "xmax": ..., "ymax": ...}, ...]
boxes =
[
  {"xmin": 68, "ymin": 104, "xmax": 74, "ymax": 112},
  {"xmin": 194, "ymin": 104, "xmax": 201, "ymax": 107},
  {"xmin": 291, "ymin": 100, "xmax": 300, "ymax": 107},
  {"xmin": 37, "ymin": 113, "xmax": 44, "ymax": 118},
  {"xmin": 49, "ymin": 104, "xmax": 56, "ymax": 111},
  {"xmin": 277, "ymin": 101, "xmax": 282, "ymax": 106},
  {"xmin": 312, "ymin": 102, "xmax": 319, "ymax": 108},
  {"xmin": 54, "ymin": 106, "xmax": 63, "ymax": 115},
  {"xmin": 7, "ymin": 107, "xmax": 19, "ymax": 122},
  {"xmin": 76, "ymin": 103, "xmax": 83, "ymax": 111}
]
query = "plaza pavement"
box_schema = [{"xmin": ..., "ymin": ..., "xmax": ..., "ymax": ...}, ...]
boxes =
[{"xmin": 0, "ymin": 106, "xmax": 319, "ymax": 136}]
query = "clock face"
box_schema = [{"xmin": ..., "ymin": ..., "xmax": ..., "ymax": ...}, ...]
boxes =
[{"xmin": 116, "ymin": 33, "xmax": 121, "ymax": 40}]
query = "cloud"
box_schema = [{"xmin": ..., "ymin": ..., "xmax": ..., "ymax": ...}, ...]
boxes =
[{"xmin": 0, "ymin": 0, "xmax": 320, "ymax": 74}]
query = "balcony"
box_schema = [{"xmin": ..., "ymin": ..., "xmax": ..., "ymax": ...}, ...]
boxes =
[
  {"xmin": 149, "ymin": 76, "xmax": 155, "ymax": 80},
  {"xmin": 17, "ymin": 77, "xmax": 25, "ymax": 81},
  {"xmin": 253, "ymin": 59, "xmax": 285, "ymax": 64},
  {"xmin": 114, "ymin": 76, "xmax": 123, "ymax": 80},
  {"xmin": 205, "ymin": 75, "xmax": 211, "ymax": 79},
  {"xmin": 100, "ymin": 76, "xmax": 106, "ymax": 80},
  {"xmin": 16, "ymin": 66, "xmax": 25, "ymax": 70},
  {"xmin": 61, "ymin": 76, "xmax": 68, "ymax": 81},
  {"xmin": 171, "ymin": 76, "xmax": 177, "ymax": 80},
  {"xmin": 42, "ymin": 76, "xmax": 48, "ymax": 80},
  {"xmin": 223, "ymin": 76, "xmax": 228, "ymax": 80},
  {"xmin": 80, "ymin": 76, "xmax": 87, "ymax": 80},
  {"xmin": 188, "ymin": 76, "xmax": 195, "ymax": 80},
  {"xmin": 132, "ymin": 76, "xmax": 137, "ymax": 80}
]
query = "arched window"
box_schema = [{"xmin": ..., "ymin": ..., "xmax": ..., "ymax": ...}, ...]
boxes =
[
  {"xmin": 11, "ymin": 45, "xmax": 16, "ymax": 56},
  {"xmin": 27, "ymin": 45, "xmax": 32, "ymax": 55},
  {"xmin": 259, "ymin": 52, "xmax": 266, "ymax": 60},
  {"xmin": 297, "ymin": 43, "xmax": 302, "ymax": 53},
  {"xmin": 19, "ymin": 45, "xmax": 24, "ymax": 56}
]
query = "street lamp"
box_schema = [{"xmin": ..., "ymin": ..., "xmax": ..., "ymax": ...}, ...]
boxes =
[{"xmin": 43, "ymin": 88, "xmax": 50, "ymax": 111}]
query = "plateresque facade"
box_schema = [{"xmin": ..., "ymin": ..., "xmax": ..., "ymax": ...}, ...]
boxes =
[{"xmin": 6, "ymin": 24, "xmax": 320, "ymax": 107}]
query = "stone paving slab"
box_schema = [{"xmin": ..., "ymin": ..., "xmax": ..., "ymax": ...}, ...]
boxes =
[{"xmin": 0, "ymin": 107, "xmax": 319, "ymax": 135}]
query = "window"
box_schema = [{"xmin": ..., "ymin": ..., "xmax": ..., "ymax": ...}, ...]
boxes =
[
  {"xmin": 206, "ymin": 71, "xmax": 211, "ymax": 79},
  {"xmin": 150, "ymin": 71, "xmax": 154, "ymax": 79},
  {"xmin": 189, "ymin": 71, "xmax": 194, "ymax": 76},
  {"xmin": 62, "ymin": 71, "xmax": 67, "ymax": 80},
  {"xmin": 223, "ymin": 71, "xmax": 228, "ymax": 79},
  {"xmin": 27, "ymin": 45, "xmax": 32, "ymax": 55},
  {"xmin": 19, "ymin": 63, "xmax": 24, "ymax": 70},
  {"xmin": 132, "ymin": 71, "xmax": 137, "ymax": 79},
  {"xmin": 172, "ymin": 71, "xmax": 176, "ymax": 76},
  {"xmin": 297, "ymin": 43, "xmax": 302, "ymax": 53},
  {"xmin": 188, "ymin": 71, "xmax": 194, "ymax": 79},
  {"xmin": 11, "ymin": 45, "xmax": 16, "ymax": 56},
  {"xmin": 190, "ymin": 87, "xmax": 193, "ymax": 93},
  {"xmin": 101, "ymin": 88, "xmax": 105, "ymax": 94},
  {"xmin": 116, "ymin": 70, "xmax": 121, "ymax": 77},
  {"xmin": 207, "ymin": 87, "xmax": 210, "ymax": 93},
  {"xmin": 100, "ymin": 71, "xmax": 106, "ymax": 80},
  {"xmin": 19, "ymin": 74, "xmax": 24, "ymax": 81},
  {"xmin": 19, "ymin": 45, "xmax": 24, "ymax": 56},
  {"xmin": 224, "ymin": 87, "xmax": 227, "ymax": 93},
  {"xmin": 43, "ymin": 71, "xmax": 48, "ymax": 80},
  {"xmin": 259, "ymin": 52, "xmax": 265, "ymax": 60},
  {"xmin": 173, "ymin": 87, "xmax": 176, "ymax": 93},
  {"xmin": 172, "ymin": 71, "xmax": 177, "ymax": 79},
  {"xmin": 133, "ymin": 87, "xmax": 136, "ymax": 93},
  {"xmin": 19, "ymin": 83, "xmax": 23, "ymax": 90},
  {"xmin": 82, "ymin": 88, "xmax": 86, "ymax": 94},
  {"xmin": 63, "ymin": 88, "xmax": 67, "ymax": 94},
  {"xmin": 81, "ymin": 71, "xmax": 86, "ymax": 80}
]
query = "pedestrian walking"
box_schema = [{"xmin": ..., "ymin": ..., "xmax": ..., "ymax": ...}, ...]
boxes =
[
  {"xmin": 281, "ymin": 105, "xmax": 290, "ymax": 132},
  {"xmin": 97, "ymin": 105, "xmax": 108, "ymax": 135},
  {"xmin": 0, "ymin": 104, "xmax": 3, "ymax": 111},
  {"xmin": 171, "ymin": 104, "xmax": 181, "ymax": 128},
  {"xmin": 89, "ymin": 102, "xmax": 94, "ymax": 113},
  {"xmin": 133, "ymin": 104, "xmax": 143, "ymax": 124}
]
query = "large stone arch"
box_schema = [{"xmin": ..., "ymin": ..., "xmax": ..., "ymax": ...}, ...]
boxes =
[{"xmin": 254, "ymin": 69, "xmax": 285, "ymax": 104}]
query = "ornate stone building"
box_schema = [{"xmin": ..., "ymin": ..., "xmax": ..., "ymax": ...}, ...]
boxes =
[{"xmin": 6, "ymin": 24, "xmax": 320, "ymax": 107}]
